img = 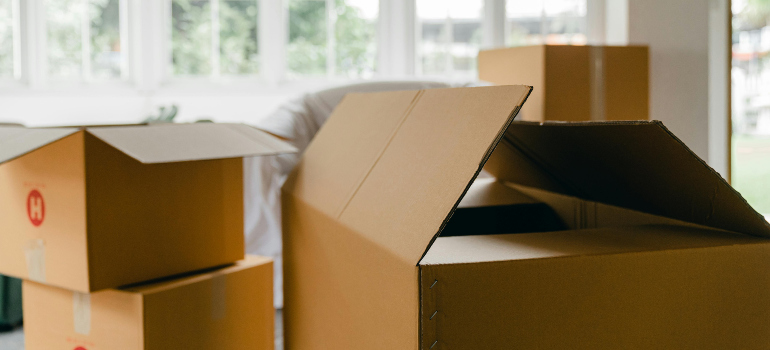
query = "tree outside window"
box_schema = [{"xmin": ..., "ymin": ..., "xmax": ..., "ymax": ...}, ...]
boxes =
[{"xmin": 287, "ymin": 0, "xmax": 378, "ymax": 78}]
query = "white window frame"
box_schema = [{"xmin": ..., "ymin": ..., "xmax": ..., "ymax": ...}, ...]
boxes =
[
  {"xmin": 6, "ymin": 0, "xmax": 135, "ymax": 90},
  {"xmin": 3, "ymin": 0, "xmax": 595, "ymax": 95}
]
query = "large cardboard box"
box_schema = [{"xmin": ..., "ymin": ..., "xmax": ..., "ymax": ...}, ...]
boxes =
[
  {"xmin": 478, "ymin": 45, "xmax": 648, "ymax": 122},
  {"xmin": 0, "ymin": 123, "xmax": 294, "ymax": 292},
  {"xmin": 23, "ymin": 255, "xmax": 274, "ymax": 350},
  {"xmin": 281, "ymin": 86, "xmax": 770, "ymax": 349}
]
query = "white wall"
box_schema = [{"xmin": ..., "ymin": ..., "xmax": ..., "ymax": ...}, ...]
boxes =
[
  {"xmin": 629, "ymin": 0, "xmax": 711, "ymax": 160},
  {"xmin": 604, "ymin": 0, "xmax": 730, "ymax": 177},
  {"xmin": 0, "ymin": 88, "xmax": 300, "ymax": 127}
]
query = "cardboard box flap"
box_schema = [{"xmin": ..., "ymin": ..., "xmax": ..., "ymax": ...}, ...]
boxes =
[
  {"xmin": 485, "ymin": 121, "xmax": 770, "ymax": 237},
  {"xmin": 86, "ymin": 123, "xmax": 296, "ymax": 164},
  {"xmin": 0, "ymin": 126, "xmax": 80, "ymax": 164},
  {"xmin": 285, "ymin": 85, "xmax": 532, "ymax": 265}
]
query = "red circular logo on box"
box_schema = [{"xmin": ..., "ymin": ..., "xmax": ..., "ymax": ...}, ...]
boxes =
[
  {"xmin": 74, "ymin": 347, "xmax": 87, "ymax": 350},
  {"xmin": 27, "ymin": 190, "xmax": 45, "ymax": 227}
]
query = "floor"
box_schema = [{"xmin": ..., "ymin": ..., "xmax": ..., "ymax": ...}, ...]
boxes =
[
  {"xmin": 0, "ymin": 326, "xmax": 23, "ymax": 350},
  {"xmin": 0, "ymin": 309, "xmax": 284, "ymax": 350}
]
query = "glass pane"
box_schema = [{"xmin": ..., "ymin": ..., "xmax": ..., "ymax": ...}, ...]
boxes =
[
  {"xmin": 172, "ymin": 0, "xmax": 212, "ymax": 75},
  {"xmin": 220, "ymin": 0, "xmax": 259, "ymax": 75},
  {"xmin": 0, "ymin": 0, "xmax": 14, "ymax": 78},
  {"xmin": 732, "ymin": 0, "xmax": 770, "ymax": 217},
  {"xmin": 417, "ymin": 0, "xmax": 482, "ymax": 76},
  {"xmin": 47, "ymin": 0, "xmax": 83, "ymax": 79},
  {"xmin": 288, "ymin": 0, "xmax": 327, "ymax": 76},
  {"xmin": 506, "ymin": 0, "xmax": 544, "ymax": 46},
  {"xmin": 90, "ymin": 0, "xmax": 122, "ymax": 79},
  {"xmin": 335, "ymin": 0, "xmax": 377, "ymax": 78},
  {"xmin": 506, "ymin": 0, "xmax": 586, "ymax": 47},
  {"xmin": 542, "ymin": 0, "xmax": 585, "ymax": 45}
]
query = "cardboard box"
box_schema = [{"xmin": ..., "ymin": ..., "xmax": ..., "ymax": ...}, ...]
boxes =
[
  {"xmin": 0, "ymin": 123, "xmax": 295, "ymax": 292},
  {"xmin": 478, "ymin": 45, "xmax": 648, "ymax": 122},
  {"xmin": 281, "ymin": 86, "xmax": 770, "ymax": 349},
  {"xmin": 23, "ymin": 255, "xmax": 274, "ymax": 350}
]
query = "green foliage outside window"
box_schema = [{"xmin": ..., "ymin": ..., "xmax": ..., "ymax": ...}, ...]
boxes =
[
  {"xmin": 288, "ymin": 0, "xmax": 326, "ymax": 76},
  {"xmin": 172, "ymin": 0, "xmax": 213, "ymax": 75},
  {"xmin": 220, "ymin": 0, "xmax": 259, "ymax": 74},
  {"xmin": 288, "ymin": 0, "xmax": 377, "ymax": 78},
  {"xmin": 334, "ymin": 1, "xmax": 376, "ymax": 77},
  {"xmin": 0, "ymin": 0, "xmax": 14, "ymax": 78}
]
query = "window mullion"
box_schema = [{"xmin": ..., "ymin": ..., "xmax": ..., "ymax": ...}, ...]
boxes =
[
  {"xmin": 134, "ymin": 0, "xmax": 167, "ymax": 91},
  {"xmin": 260, "ymin": 0, "xmax": 286, "ymax": 85},
  {"xmin": 376, "ymin": 0, "xmax": 388, "ymax": 76},
  {"xmin": 25, "ymin": 0, "xmax": 47, "ymax": 86},
  {"xmin": 11, "ymin": 0, "xmax": 21, "ymax": 79},
  {"xmin": 444, "ymin": 15, "xmax": 452, "ymax": 75},
  {"xmin": 211, "ymin": 0, "xmax": 220, "ymax": 77},
  {"xmin": 118, "ymin": 0, "xmax": 129, "ymax": 79},
  {"xmin": 325, "ymin": 0, "xmax": 335, "ymax": 77},
  {"xmin": 482, "ymin": 0, "xmax": 505, "ymax": 49},
  {"xmin": 81, "ymin": 0, "xmax": 92, "ymax": 81},
  {"xmin": 539, "ymin": 2, "xmax": 546, "ymax": 43}
]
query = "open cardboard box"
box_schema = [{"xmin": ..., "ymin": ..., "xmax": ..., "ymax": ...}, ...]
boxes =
[
  {"xmin": 23, "ymin": 255, "xmax": 274, "ymax": 350},
  {"xmin": 0, "ymin": 123, "xmax": 295, "ymax": 292},
  {"xmin": 282, "ymin": 86, "xmax": 770, "ymax": 349}
]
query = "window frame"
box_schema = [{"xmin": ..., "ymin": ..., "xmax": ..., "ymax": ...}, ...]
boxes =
[{"xmin": 4, "ymin": 0, "xmax": 592, "ymax": 94}]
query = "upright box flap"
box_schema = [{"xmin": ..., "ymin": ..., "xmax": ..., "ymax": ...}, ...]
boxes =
[
  {"xmin": 485, "ymin": 121, "xmax": 770, "ymax": 237},
  {"xmin": 285, "ymin": 85, "xmax": 532, "ymax": 264},
  {"xmin": 0, "ymin": 126, "xmax": 80, "ymax": 165},
  {"xmin": 86, "ymin": 123, "xmax": 296, "ymax": 164}
]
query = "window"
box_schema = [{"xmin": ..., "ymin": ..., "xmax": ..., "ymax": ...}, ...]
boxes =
[
  {"xmin": 732, "ymin": 0, "xmax": 770, "ymax": 217},
  {"xmin": 0, "ymin": 0, "xmax": 19, "ymax": 79},
  {"xmin": 46, "ymin": 0, "xmax": 127, "ymax": 80},
  {"xmin": 7, "ymin": 0, "xmax": 591, "ymax": 87},
  {"xmin": 171, "ymin": 0, "xmax": 259, "ymax": 76},
  {"xmin": 506, "ymin": 0, "xmax": 586, "ymax": 47},
  {"xmin": 416, "ymin": 0, "xmax": 483, "ymax": 77},
  {"xmin": 287, "ymin": 0, "xmax": 378, "ymax": 78}
]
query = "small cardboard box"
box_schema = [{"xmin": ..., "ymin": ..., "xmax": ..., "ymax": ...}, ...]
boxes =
[
  {"xmin": 0, "ymin": 123, "xmax": 295, "ymax": 292},
  {"xmin": 23, "ymin": 255, "xmax": 274, "ymax": 350},
  {"xmin": 478, "ymin": 45, "xmax": 648, "ymax": 122},
  {"xmin": 281, "ymin": 86, "xmax": 770, "ymax": 349}
]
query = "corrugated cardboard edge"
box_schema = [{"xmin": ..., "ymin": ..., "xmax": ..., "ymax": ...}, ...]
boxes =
[{"xmin": 416, "ymin": 86, "xmax": 533, "ymax": 265}]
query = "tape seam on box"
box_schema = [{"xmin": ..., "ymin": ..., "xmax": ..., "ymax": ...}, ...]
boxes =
[
  {"xmin": 73, "ymin": 291, "xmax": 91, "ymax": 335},
  {"xmin": 590, "ymin": 46, "xmax": 606, "ymax": 121},
  {"xmin": 24, "ymin": 239, "xmax": 46, "ymax": 283},
  {"xmin": 211, "ymin": 273, "xmax": 227, "ymax": 320}
]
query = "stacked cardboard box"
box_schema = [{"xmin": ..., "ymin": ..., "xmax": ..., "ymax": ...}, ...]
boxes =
[
  {"xmin": 479, "ymin": 45, "xmax": 649, "ymax": 122},
  {"xmin": 0, "ymin": 123, "xmax": 293, "ymax": 349},
  {"xmin": 281, "ymin": 86, "xmax": 770, "ymax": 349}
]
